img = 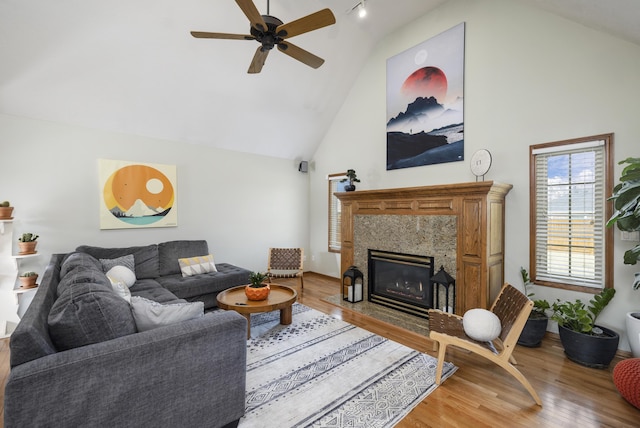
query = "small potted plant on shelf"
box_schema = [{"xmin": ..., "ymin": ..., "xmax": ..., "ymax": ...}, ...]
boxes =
[
  {"xmin": 551, "ymin": 287, "xmax": 618, "ymax": 368},
  {"xmin": 517, "ymin": 267, "xmax": 550, "ymax": 347},
  {"xmin": 340, "ymin": 169, "xmax": 360, "ymax": 192},
  {"xmin": 19, "ymin": 271, "xmax": 38, "ymax": 289},
  {"xmin": 0, "ymin": 201, "xmax": 14, "ymax": 219},
  {"xmin": 606, "ymin": 156, "xmax": 640, "ymax": 357},
  {"xmin": 245, "ymin": 271, "xmax": 270, "ymax": 301},
  {"xmin": 18, "ymin": 232, "xmax": 39, "ymax": 255}
]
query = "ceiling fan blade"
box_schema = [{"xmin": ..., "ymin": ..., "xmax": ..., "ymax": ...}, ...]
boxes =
[
  {"xmin": 236, "ymin": 0, "xmax": 268, "ymax": 32},
  {"xmin": 248, "ymin": 47, "xmax": 270, "ymax": 74},
  {"xmin": 277, "ymin": 42, "xmax": 325, "ymax": 69},
  {"xmin": 276, "ymin": 8, "xmax": 336, "ymax": 39},
  {"xmin": 190, "ymin": 31, "xmax": 254, "ymax": 40}
]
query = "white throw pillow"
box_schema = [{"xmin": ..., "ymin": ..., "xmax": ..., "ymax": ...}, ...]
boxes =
[
  {"xmin": 129, "ymin": 296, "xmax": 204, "ymax": 332},
  {"xmin": 106, "ymin": 265, "xmax": 137, "ymax": 288},
  {"xmin": 462, "ymin": 308, "xmax": 502, "ymax": 342},
  {"xmin": 178, "ymin": 254, "xmax": 217, "ymax": 277},
  {"xmin": 108, "ymin": 276, "xmax": 132, "ymax": 302}
]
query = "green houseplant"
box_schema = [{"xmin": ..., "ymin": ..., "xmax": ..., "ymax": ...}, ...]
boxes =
[
  {"xmin": 245, "ymin": 271, "xmax": 270, "ymax": 301},
  {"xmin": 19, "ymin": 271, "xmax": 38, "ymax": 288},
  {"xmin": 551, "ymin": 288, "xmax": 618, "ymax": 368},
  {"xmin": 517, "ymin": 267, "xmax": 551, "ymax": 347},
  {"xmin": 606, "ymin": 156, "xmax": 640, "ymax": 356},
  {"xmin": 18, "ymin": 232, "xmax": 39, "ymax": 255},
  {"xmin": 0, "ymin": 200, "xmax": 13, "ymax": 219},
  {"xmin": 340, "ymin": 169, "xmax": 360, "ymax": 192}
]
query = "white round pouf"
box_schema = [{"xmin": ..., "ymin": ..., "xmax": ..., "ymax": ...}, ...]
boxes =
[
  {"xmin": 463, "ymin": 308, "xmax": 502, "ymax": 342},
  {"xmin": 106, "ymin": 265, "xmax": 137, "ymax": 288}
]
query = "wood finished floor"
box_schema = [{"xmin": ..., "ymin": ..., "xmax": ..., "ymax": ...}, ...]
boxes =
[{"xmin": 1, "ymin": 273, "xmax": 638, "ymax": 427}]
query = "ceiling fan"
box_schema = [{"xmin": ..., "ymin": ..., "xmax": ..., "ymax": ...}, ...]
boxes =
[{"xmin": 191, "ymin": 0, "xmax": 336, "ymax": 74}]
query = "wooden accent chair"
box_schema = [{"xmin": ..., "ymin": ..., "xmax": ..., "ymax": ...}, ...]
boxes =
[
  {"xmin": 266, "ymin": 248, "xmax": 304, "ymax": 289},
  {"xmin": 428, "ymin": 282, "xmax": 542, "ymax": 406}
]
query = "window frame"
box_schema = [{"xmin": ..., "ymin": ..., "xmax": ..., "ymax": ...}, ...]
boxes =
[
  {"xmin": 328, "ymin": 172, "xmax": 347, "ymax": 253},
  {"xmin": 529, "ymin": 133, "xmax": 614, "ymax": 294}
]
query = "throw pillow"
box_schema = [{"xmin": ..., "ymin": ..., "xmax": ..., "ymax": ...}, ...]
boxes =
[
  {"xmin": 462, "ymin": 308, "xmax": 502, "ymax": 342},
  {"xmin": 106, "ymin": 265, "xmax": 137, "ymax": 288},
  {"xmin": 100, "ymin": 254, "xmax": 135, "ymax": 273},
  {"xmin": 129, "ymin": 296, "xmax": 204, "ymax": 332},
  {"xmin": 178, "ymin": 254, "xmax": 217, "ymax": 277},
  {"xmin": 108, "ymin": 276, "xmax": 132, "ymax": 302}
]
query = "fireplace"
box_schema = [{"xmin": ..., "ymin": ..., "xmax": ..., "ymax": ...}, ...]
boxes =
[{"xmin": 368, "ymin": 249, "xmax": 435, "ymax": 318}]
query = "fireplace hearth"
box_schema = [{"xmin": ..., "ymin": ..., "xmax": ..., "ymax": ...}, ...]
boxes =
[{"xmin": 368, "ymin": 249, "xmax": 434, "ymax": 318}]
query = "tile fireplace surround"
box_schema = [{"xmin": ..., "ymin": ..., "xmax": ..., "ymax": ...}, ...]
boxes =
[{"xmin": 336, "ymin": 181, "xmax": 512, "ymax": 314}]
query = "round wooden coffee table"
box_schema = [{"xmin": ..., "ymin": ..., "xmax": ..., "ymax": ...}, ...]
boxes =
[{"xmin": 216, "ymin": 284, "xmax": 297, "ymax": 338}]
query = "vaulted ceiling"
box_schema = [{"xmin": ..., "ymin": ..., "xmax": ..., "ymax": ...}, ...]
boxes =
[{"xmin": 1, "ymin": 0, "xmax": 639, "ymax": 160}]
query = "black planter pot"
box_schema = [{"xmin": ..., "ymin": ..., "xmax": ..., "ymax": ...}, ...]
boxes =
[
  {"xmin": 517, "ymin": 315, "xmax": 548, "ymax": 347},
  {"xmin": 344, "ymin": 184, "xmax": 356, "ymax": 192},
  {"xmin": 558, "ymin": 324, "xmax": 619, "ymax": 369}
]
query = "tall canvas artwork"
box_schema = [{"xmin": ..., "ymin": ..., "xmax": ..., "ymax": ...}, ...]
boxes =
[
  {"xmin": 386, "ymin": 23, "xmax": 465, "ymax": 170},
  {"xmin": 99, "ymin": 159, "xmax": 177, "ymax": 229}
]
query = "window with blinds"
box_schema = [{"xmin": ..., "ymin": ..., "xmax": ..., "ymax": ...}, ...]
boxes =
[
  {"xmin": 530, "ymin": 134, "xmax": 613, "ymax": 293},
  {"xmin": 328, "ymin": 173, "xmax": 347, "ymax": 253}
]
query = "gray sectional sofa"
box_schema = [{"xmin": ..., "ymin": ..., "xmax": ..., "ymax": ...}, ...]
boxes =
[{"xmin": 4, "ymin": 240, "xmax": 252, "ymax": 428}]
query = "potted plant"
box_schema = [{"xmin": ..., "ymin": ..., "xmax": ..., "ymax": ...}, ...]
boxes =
[
  {"xmin": 551, "ymin": 288, "xmax": 618, "ymax": 368},
  {"xmin": 19, "ymin": 271, "xmax": 38, "ymax": 289},
  {"xmin": 245, "ymin": 271, "xmax": 270, "ymax": 301},
  {"xmin": 18, "ymin": 232, "xmax": 39, "ymax": 255},
  {"xmin": 606, "ymin": 156, "xmax": 640, "ymax": 357},
  {"xmin": 0, "ymin": 200, "xmax": 13, "ymax": 219},
  {"xmin": 340, "ymin": 169, "xmax": 360, "ymax": 192},
  {"xmin": 517, "ymin": 267, "xmax": 550, "ymax": 347}
]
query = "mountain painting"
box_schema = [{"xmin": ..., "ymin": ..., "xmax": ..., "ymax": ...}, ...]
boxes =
[
  {"xmin": 386, "ymin": 23, "xmax": 465, "ymax": 170},
  {"xmin": 99, "ymin": 159, "xmax": 177, "ymax": 229}
]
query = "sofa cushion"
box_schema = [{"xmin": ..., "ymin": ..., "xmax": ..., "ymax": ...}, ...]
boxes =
[
  {"xmin": 57, "ymin": 265, "xmax": 113, "ymax": 297},
  {"xmin": 48, "ymin": 280, "xmax": 137, "ymax": 351},
  {"xmin": 158, "ymin": 240, "xmax": 209, "ymax": 277},
  {"xmin": 60, "ymin": 251, "xmax": 103, "ymax": 278},
  {"xmin": 178, "ymin": 254, "xmax": 217, "ymax": 277},
  {"xmin": 130, "ymin": 278, "xmax": 186, "ymax": 304},
  {"xmin": 156, "ymin": 263, "xmax": 251, "ymax": 300},
  {"xmin": 76, "ymin": 244, "xmax": 160, "ymax": 279},
  {"xmin": 129, "ymin": 296, "xmax": 204, "ymax": 332}
]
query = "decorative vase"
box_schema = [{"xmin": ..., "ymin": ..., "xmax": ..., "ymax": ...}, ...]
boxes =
[
  {"xmin": 625, "ymin": 311, "xmax": 640, "ymax": 358},
  {"xmin": 0, "ymin": 206, "xmax": 14, "ymax": 219},
  {"xmin": 245, "ymin": 284, "xmax": 270, "ymax": 301},
  {"xmin": 517, "ymin": 315, "xmax": 549, "ymax": 347},
  {"xmin": 558, "ymin": 324, "xmax": 619, "ymax": 369},
  {"xmin": 19, "ymin": 274, "xmax": 38, "ymax": 289},
  {"xmin": 18, "ymin": 241, "xmax": 37, "ymax": 255}
]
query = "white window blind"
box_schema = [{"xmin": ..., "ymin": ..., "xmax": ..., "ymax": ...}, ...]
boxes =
[
  {"xmin": 533, "ymin": 140, "xmax": 606, "ymax": 288},
  {"xmin": 328, "ymin": 174, "xmax": 347, "ymax": 253}
]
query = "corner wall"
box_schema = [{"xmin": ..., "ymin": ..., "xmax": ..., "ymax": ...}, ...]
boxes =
[
  {"xmin": 308, "ymin": 0, "xmax": 640, "ymax": 351},
  {"xmin": 0, "ymin": 113, "xmax": 310, "ymax": 315}
]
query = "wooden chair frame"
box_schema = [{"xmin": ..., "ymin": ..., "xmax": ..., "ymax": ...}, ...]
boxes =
[
  {"xmin": 428, "ymin": 282, "xmax": 542, "ymax": 406},
  {"xmin": 266, "ymin": 247, "xmax": 304, "ymax": 289}
]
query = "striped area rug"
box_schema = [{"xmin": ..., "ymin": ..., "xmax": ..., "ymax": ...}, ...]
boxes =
[{"xmin": 239, "ymin": 304, "xmax": 456, "ymax": 427}]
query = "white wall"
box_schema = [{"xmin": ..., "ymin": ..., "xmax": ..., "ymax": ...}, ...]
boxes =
[
  {"xmin": 308, "ymin": 0, "xmax": 640, "ymax": 351},
  {"xmin": 0, "ymin": 113, "xmax": 310, "ymax": 319}
]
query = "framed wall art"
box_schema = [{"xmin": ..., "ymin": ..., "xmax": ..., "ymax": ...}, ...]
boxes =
[
  {"xmin": 99, "ymin": 159, "xmax": 177, "ymax": 229},
  {"xmin": 386, "ymin": 22, "xmax": 465, "ymax": 170}
]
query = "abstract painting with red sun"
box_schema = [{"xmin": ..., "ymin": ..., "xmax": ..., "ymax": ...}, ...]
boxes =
[
  {"xmin": 386, "ymin": 23, "xmax": 465, "ymax": 170},
  {"xmin": 99, "ymin": 159, "xmax": 177, "ymax": 229}
]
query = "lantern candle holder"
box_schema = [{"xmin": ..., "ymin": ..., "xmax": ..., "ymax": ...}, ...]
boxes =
[{"xmin": 343, "ymin": 265, "xmax": 364, "ymax": 303}]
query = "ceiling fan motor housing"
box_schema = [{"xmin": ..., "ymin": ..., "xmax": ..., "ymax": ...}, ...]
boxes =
[{"xmin": 250, "ymin": 15, "xmax": 284, "ymax": 50}]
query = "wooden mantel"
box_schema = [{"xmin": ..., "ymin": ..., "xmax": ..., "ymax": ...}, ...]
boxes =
[{"xmin": 336, "ymin": 181, "xmax": 513, "ymax": 314}]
